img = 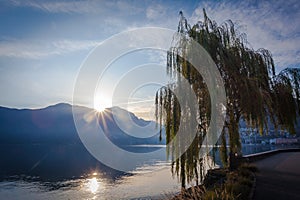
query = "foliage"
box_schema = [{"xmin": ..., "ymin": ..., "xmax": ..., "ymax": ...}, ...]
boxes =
[
  {"xmin": 156, "ymin": 9, "xmax": 300, "ymax": 187},
  {"xmin": 170, "ymin": 164, "xmax": 257, "ymax": 200}
]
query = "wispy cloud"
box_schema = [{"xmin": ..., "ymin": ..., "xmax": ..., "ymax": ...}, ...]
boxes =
[
  {"xmin": 9, "ymin": 0, "xmax": 106, "ymax": 14},
  {"xmin": 9, "ymin": 0, "xmax": 143, "ymax": 15},
  {"xmin": 190, "ymin": 0, "xmax": 300, "ymax": 70},
  {"xmin": 0, "ymin": 39, "xmax": 99, "ymax": 59},
  {"xmin": 5, "ymin": 0, "xmax": 299, "ymax": 70},
  {"xmin": 146, "ymin": 4, "xmax": 166, "ymax": 20}
]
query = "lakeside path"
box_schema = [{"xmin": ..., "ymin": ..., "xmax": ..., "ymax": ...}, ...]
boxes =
[{"xmin": 253, "ymin": 152, "xmax": 300, "ymax": 200}]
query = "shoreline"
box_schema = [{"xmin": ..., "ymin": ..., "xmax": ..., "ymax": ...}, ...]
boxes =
[{"xmin": 169, "ymin": 147, "xmax": 300, "ymax": 200}]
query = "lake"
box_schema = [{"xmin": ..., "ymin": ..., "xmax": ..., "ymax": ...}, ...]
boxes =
[
  {"xmin": 0, "ymin": 143, "xmax": 299, "ymax": 199},
  {"xmin": 0, "ymin": 144, "xmax": 182, "ymax": 199},
  {"xmin": 0, "ymin": 163, "xmax": 180, "ymax": 199}
]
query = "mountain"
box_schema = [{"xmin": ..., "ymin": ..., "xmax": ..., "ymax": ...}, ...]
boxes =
[
  {"xmin": 0, "ymin": 103, "xmax": 78, "ymax": 144},
  {"xmin": 96, "ymin": 106, "xmax": 165, "ymax": 145},
  {"xmin": 0, "ymin": 103, "xmax": 165, "ymax": 145}
]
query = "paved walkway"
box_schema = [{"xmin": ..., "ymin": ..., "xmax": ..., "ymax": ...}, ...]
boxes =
[{"xmin": 253, "ymin": 152, "xmax": 300, "ymax": 200}]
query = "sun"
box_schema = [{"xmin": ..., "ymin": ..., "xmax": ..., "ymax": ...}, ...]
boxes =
[
  {"xmin": 94, "ymin": 94, "xmax": 112, "ymax": 112},
  {"xmin": 94, "ymin": 104, "xmax": 106, "ymax": 112}
]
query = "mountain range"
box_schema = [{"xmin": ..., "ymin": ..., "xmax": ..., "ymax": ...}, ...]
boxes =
[{"xmin": 0, "ymin": 103, "xmax": 165, "ymax": 146}]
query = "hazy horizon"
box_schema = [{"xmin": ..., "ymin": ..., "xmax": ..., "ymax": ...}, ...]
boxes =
[{"xmin": 0, "ymin": 102, "xmax": 157, "ymax": 121}]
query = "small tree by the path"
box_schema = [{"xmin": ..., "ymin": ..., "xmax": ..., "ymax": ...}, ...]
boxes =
[{"xmin": 156, "ymin": 9, "xmax": 300, "ymax": 188}]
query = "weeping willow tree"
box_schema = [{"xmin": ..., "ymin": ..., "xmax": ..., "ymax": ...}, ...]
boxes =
[
  {"xmin": 272, "ymin": 68, "xmax": 300, "ymax": 134},
  {"xmin": 156, "ymin": 10, "xmax": 300, "ymax": 188}
]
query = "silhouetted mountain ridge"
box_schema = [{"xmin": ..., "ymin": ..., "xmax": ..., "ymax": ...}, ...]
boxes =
[{"xmin": 0, "ymin": 103, "xmax": 165, "ymax": 145}]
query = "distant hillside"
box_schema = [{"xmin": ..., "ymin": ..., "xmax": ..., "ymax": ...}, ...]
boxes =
[
  {"xmin": 0, "ymin": 103, "xmax": 78, "ymax": 144},
  {"xmin": 0, "ymin": 103, "xmax": 165, "ymax": 145}
]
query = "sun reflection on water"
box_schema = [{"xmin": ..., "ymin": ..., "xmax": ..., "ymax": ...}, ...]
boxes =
[
  {"xmin": 87, "ymin": 177, "xmax": 99, "ymax": 194},
  {"xmin": 81, "ymin": 172, "xmax": 104, "ymax": 199}
]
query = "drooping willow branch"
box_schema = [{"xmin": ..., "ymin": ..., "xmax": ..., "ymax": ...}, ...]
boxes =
[{"xmin": 155, "ymin": 9, "xmax": 300, "ymax": 188}]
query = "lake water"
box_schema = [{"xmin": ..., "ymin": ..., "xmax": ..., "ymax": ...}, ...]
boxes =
[
  {"xmin": 0, "ymin": 144, "xmax": 182, "ymax": 199},
  {"xmin": 0, "ymin": 143, "xmax": 299, "ymax": 199},
  {"xmin": 0, "ymin": 163, "xmax": 179, "ymax": 199}
]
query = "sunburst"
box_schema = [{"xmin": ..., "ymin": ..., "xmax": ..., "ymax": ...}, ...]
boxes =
[{"xmin": 94, "ymin": 94, "xmax": 112, "ymax": 112}]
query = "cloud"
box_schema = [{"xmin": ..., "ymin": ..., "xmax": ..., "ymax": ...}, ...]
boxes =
[
  {"xmin": 0, "ymin": 39, "xmax": 99, "ymax": 59},
  {"xmin": 8, "ymin": 0, "xmax": 143, "ymax": 15},
  {"xmin": 6, "ymin": 0, "xmax": 299, "ymax": 68},
  {"xmin": 9, "ymin": 0, "xmax": 105, "ymax": 14},
  {"xmin": 189, "ymin": 0, "xmax": 300, "ymax": 70},
  {"xmin": 146, "ymin": 4, "xmax": 166, "ymax": 20},
  {"xmin": 146, "ymin": 49, "xmax": 168, "ymax": 67}
]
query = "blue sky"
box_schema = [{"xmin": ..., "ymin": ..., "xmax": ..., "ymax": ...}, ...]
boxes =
[{"xmin": 0, "ymin": 0, "xmax": 299, "ymax": 118}]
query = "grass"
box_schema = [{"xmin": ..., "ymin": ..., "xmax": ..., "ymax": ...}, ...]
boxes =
[{"xmin": 169, "ymin": 163, "xmax": 257, "ymax": 200}]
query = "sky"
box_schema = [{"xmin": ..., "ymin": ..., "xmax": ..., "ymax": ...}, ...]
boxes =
[{"xmin": 0, "ymin": 0, "xmax": 299, "ymax": 119}]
